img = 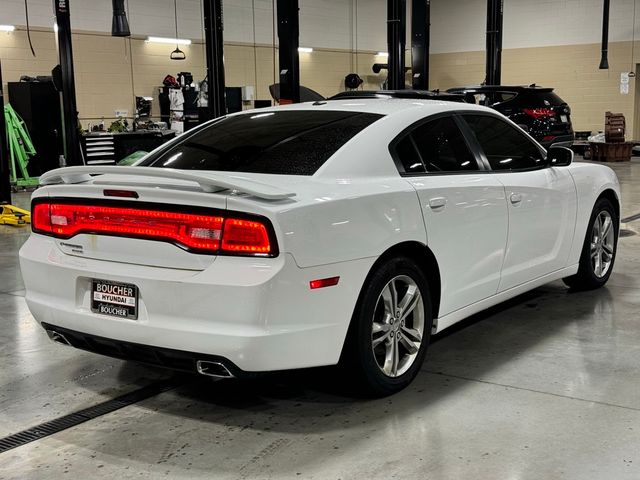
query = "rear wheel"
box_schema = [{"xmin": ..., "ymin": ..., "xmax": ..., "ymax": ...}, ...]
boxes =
[
  {"xmin": 563, "ymin": 197, "xmax": 618, "ymax": 290},
  {"xmin": 342, "ymin": 256, "xmax": 432, "ymax": 397}
]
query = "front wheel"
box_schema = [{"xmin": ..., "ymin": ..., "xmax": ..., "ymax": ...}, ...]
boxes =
[
  {"xmin": 342, "ymin": 256, "xmax": 433, "ymax": 397},
  {"xmin": 563, "ymin": 197, "xmax": 618, "ymax": 290}
]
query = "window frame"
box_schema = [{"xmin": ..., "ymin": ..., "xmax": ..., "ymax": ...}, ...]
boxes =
[
  {"xmin": 456, "ymin": 111, "xmax": 549, "ymax": 173},
  {"xmin": 388, "ymin": 112, "xmax": 488, "ymax": 177}
]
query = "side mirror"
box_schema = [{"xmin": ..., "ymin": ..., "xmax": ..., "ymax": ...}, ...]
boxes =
[{"xmin": 547, "ymin": 146, "xmax": 573, "ymax": 166}]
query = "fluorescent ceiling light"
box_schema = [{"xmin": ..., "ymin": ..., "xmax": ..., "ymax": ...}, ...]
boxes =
[
  {"xmin": 377, "ymin": 51, "xmax": 389, "ymax": 57},
  {"xmin": 298, "ymin": 47, "xmax": 313, "ymax": 53},
  {"xmin": 0, "ymin": 25, "xmax": 16, "ymax": 32},
  {"xmin": 146, "ymin": 36, "xmax": 191, "ymax": 45}
]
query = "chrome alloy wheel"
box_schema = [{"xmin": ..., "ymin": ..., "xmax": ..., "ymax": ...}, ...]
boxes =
[
  {"xmin": 591, "ymin": 210, "xmax": 615, "ymax": 278},
  {"xmin": 371, "ymin": 275, "xmax": 425, "ymax": 378}
]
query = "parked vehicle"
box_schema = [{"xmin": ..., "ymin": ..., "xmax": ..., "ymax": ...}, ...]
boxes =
[
  {"xmin": 447, "ymin": 85, "xmax": 575, "ymax": 148},
  {"xmin": 20, "ymin": 98, "xmax": 619, "ymax": 396}
]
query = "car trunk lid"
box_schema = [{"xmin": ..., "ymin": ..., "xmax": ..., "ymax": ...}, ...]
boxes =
[{"xmin": 34, "ymin": 167, "xmax": 294, "ymax": 270}]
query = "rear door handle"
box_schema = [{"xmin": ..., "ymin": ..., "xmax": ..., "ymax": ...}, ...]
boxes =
[
  {"xmin": 428, "ymin": 197, "xmax": 447, "ymax": 209},
  {"xmin": 510, "ymin": 193, "xmax": 522, "ymax": 205}
]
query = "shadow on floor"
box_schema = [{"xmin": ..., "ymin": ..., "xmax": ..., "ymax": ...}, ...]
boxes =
[{"xmin": 64, "ymin": 280, "xmax": 616, "ymax": 437}]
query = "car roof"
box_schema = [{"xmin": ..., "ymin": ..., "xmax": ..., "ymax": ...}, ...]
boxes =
[
  {"xmin": 238, "ymin": 97, "xmax": 492, "ymax": 117},
  {"xmin": 329, "ymin": 90, "xmax": 467, "ymax": 102},
  {"xmin": 447, "ymin": 85, "xmax": 555, "ymax": 93}
]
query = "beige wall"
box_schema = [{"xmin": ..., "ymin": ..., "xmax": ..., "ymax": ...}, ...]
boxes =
[{"xmin": 1, "ymin": 28, "xmax": 637, "ymax": 135}]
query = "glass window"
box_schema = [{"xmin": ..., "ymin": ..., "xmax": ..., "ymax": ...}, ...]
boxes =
[
  {"xmin": 463, "ymin": 115, "xmax": 545, "ymax": 171},
  {"xmin": 394, "ymin": 136, "xmax": 426, "ymax": 174},
  {"xmin": 410, "ymin": 117, "xmax": 478, "ymax": 173},
  {"xmin": 141, "ymin": 111, "xmax": 383, "ymax": 175}
]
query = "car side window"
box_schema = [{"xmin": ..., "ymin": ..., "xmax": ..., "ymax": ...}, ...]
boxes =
[
  {"xmin": 463, "ymin": 114, "xmax": 545, "ymax": 171},
  {"xmin": 395, "ymin": 135, "xmax": 426, "ymax": 174},
  {"xmin": 410, "ymin": 117, "xmax": 479, "ymax": 173}
]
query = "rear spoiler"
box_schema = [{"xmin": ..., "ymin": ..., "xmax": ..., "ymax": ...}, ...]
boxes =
[{"xmin": 39, "ymin": 166, "xmax": 296, "ymax": 201}]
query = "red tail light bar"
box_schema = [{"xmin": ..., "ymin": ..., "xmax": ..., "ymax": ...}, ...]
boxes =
[
  {"xmin": 32, "ymin": 200, "xmax": 277, "ymax": 257},
  {"xmin": 523, "ymin": 108, "xmax": 556, "ymax": 120}
]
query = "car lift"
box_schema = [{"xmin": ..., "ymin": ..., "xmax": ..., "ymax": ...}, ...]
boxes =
[{"xmin": 4, "ymin": 104, "xmax": 39, "ymax": 189}]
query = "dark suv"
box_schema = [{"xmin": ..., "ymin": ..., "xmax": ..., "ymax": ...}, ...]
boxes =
[{"xmin": 447, "ymin": 85, "xmax": 574, "ymax": 148}]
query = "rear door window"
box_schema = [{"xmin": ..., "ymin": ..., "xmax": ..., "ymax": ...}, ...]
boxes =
[
  {"xmin": 463, "ymin": 114, "xmax": 545, "ymax": 171},
  {"xmin": 411, "ymin": 117, "xmax": 479, "ymax": 173},
  {"xmin": 392, "ymin": 116, "xmax": 479, "ymax": 174},
  {"xmin": 142, "ymin": 111, "xmax": 383, "ymax": 175}
]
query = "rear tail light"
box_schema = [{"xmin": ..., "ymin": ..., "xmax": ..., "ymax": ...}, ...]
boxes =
[
  {"xmin": 523, "ymin": 108, "xmax": 556, "ymax": 120},
  {"xmin": 32, "ymin": 201, "xmax": 276, "ymax": 257}
]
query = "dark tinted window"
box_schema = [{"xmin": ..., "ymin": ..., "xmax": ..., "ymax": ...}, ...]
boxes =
[
  {"xmin": 395, "ymin": 136, "xmax": 426, "ymax": 173},
  {"xmin": 411, "ymin": 117, "xmax": 478, "ymax": 172},
  {"xmin": 521, "ymin": 90, "xmax": 566, "ymax": 107},
  {"xmin": 464, "ymin": 115, "xmax": 545, "ymax": 171},
  {"xmin": 142, "ymin": 111, "xmax": 383, "ymax": 175}
]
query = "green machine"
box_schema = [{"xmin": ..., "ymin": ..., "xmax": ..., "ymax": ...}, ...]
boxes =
[{"xmin": 4, "ymin": 104, "xmax": 39, "ymax": 188}]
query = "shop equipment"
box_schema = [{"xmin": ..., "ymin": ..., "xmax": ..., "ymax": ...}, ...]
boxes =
[
  {"xmin": 4, "ymin": 104, "xmax": 39, "ymax": 188},
  {"xmin": 0, "ymin": 203, "xmax": 30, "ymax": 225}
]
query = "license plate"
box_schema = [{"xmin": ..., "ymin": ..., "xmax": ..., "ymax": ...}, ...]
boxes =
[
  {"xmin": 560, "ymin": 115, "xmax": 568, "ymax": 123},
  {"xmin": 91, "ymin": 280, "xmax": 138, "ymax": 320}
]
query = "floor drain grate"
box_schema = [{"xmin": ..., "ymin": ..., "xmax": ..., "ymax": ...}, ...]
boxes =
[{"xmin": 0, "ymin": 380, "xmax": 175, "ymax": 454}]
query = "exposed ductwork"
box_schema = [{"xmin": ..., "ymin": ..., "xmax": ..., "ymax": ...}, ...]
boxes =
[
  {"xmin": 599, "ymin": 0, "xmax": 610, "ymax": 69},
  {"xmin": 111, "ymin": 0, "xmax": 131, "ymax": 37}
]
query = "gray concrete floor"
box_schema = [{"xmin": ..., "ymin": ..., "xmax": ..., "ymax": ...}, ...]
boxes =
[{"xmin": 1, "ymin": 160, "xmax": 640, "ymax": 479}]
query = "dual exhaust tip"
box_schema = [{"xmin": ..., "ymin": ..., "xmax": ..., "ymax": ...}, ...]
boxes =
[
  {"xmin": 196, "ymin": 360, "xmax": 234, "ymax": 379},
  {"xmin": 46, "ymin": 329, "xmax": 72, "ymax": 347},
  {"xmin": 45, "ymin": 329, "xmax": 235, "ymax": 379}
]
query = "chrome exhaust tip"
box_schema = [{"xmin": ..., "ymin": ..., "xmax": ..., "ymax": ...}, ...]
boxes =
[
  {"xmin": 45, "ymin": 329, "xmax": 72, "ymax": 347},
  {"xmin": 196, "ymin": 360, "xmax": 234, "ymax": 378}
]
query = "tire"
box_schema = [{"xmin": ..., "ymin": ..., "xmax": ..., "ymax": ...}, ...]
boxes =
[
  {"xmin": 563, "ymin": 197, "xmax": 618, "ymax": 291},
  {"xmin": 341, "ymin": 256, "xmax": 433, "ymax": 397}
]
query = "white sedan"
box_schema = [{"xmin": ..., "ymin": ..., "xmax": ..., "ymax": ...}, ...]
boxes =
[{"xmin": 19, "ymin": 99, "xmax": 620, "ymax": 396}]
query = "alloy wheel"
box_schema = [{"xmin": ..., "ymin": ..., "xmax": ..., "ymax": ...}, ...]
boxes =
[
  {"xmin": 371, "ymin": 275, "xmax": 425, "ymax": 378},
  {"xmin": 591, "ymin": 210, "xmax": 615, "ymax": 278}
]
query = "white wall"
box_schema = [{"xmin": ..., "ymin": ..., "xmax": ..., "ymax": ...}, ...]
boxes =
[
  {"xmin": 0, "ymin": 0, "xmax": 388, "ymax": 51},
  {"xmin": 430, "ymin": 0, "xmax": 640, "ymax": 54}
]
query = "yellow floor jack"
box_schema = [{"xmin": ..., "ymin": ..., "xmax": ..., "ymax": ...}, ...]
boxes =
[{"xmin": 0, "ymin": 203, "xmax": 30, "ymax": 226}]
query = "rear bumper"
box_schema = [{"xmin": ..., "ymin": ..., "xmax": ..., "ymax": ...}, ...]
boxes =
[
  {"xmin": 41, "ymin": 322, "xmax": 250, "ymax": 377},
  {"xmin": 540, "ymin": 134, "xmax": 575, "ymax": 149},
  {"xmin": 19, "ymin": 234, "xmax": 374, "ymax": 372}
]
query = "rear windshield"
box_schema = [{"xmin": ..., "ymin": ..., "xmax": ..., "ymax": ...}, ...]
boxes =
[
  {"xmin": 141, "ymin": 110, "xmax": 383, "ymax": 175},
  {"xmin": 520, "ymin": 90, "xmax": 566, "ymax": 107}
]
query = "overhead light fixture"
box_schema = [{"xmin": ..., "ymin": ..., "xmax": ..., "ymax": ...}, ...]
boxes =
[
  {"xmin": 0, "ymin": 25, "xmax": 16, "ymax": 32},
  {"xmin": 298, "ymin": 47, "xmax": 313, "ymax": 53},
  {"xmin": 111, "ymin": 0, "xmax": 131, "ymax": 37},
  {"xmin": 377, "ymin": 52, "xmax": 389, "ymax": 57},
  {"xmin": 146, "ymin": 36, "xmax": 192, "ymax": 45},
  {"xmin": 169, "ymin": 0, "xmax": 186, "ymax": 60}
]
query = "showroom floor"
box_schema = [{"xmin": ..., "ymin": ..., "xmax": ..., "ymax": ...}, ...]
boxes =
[{"xmin": 1, "ymin": 159, "xmax": 639, "ymax": 479}]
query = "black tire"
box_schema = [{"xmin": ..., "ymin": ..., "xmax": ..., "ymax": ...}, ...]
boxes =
[
  {"xmin": 563, "ymin": 197, "xmax": 618, "ymax": 291},
  {"xmin": 341, "ymin": 256, "xmax": 433, "ymax": 397}
]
